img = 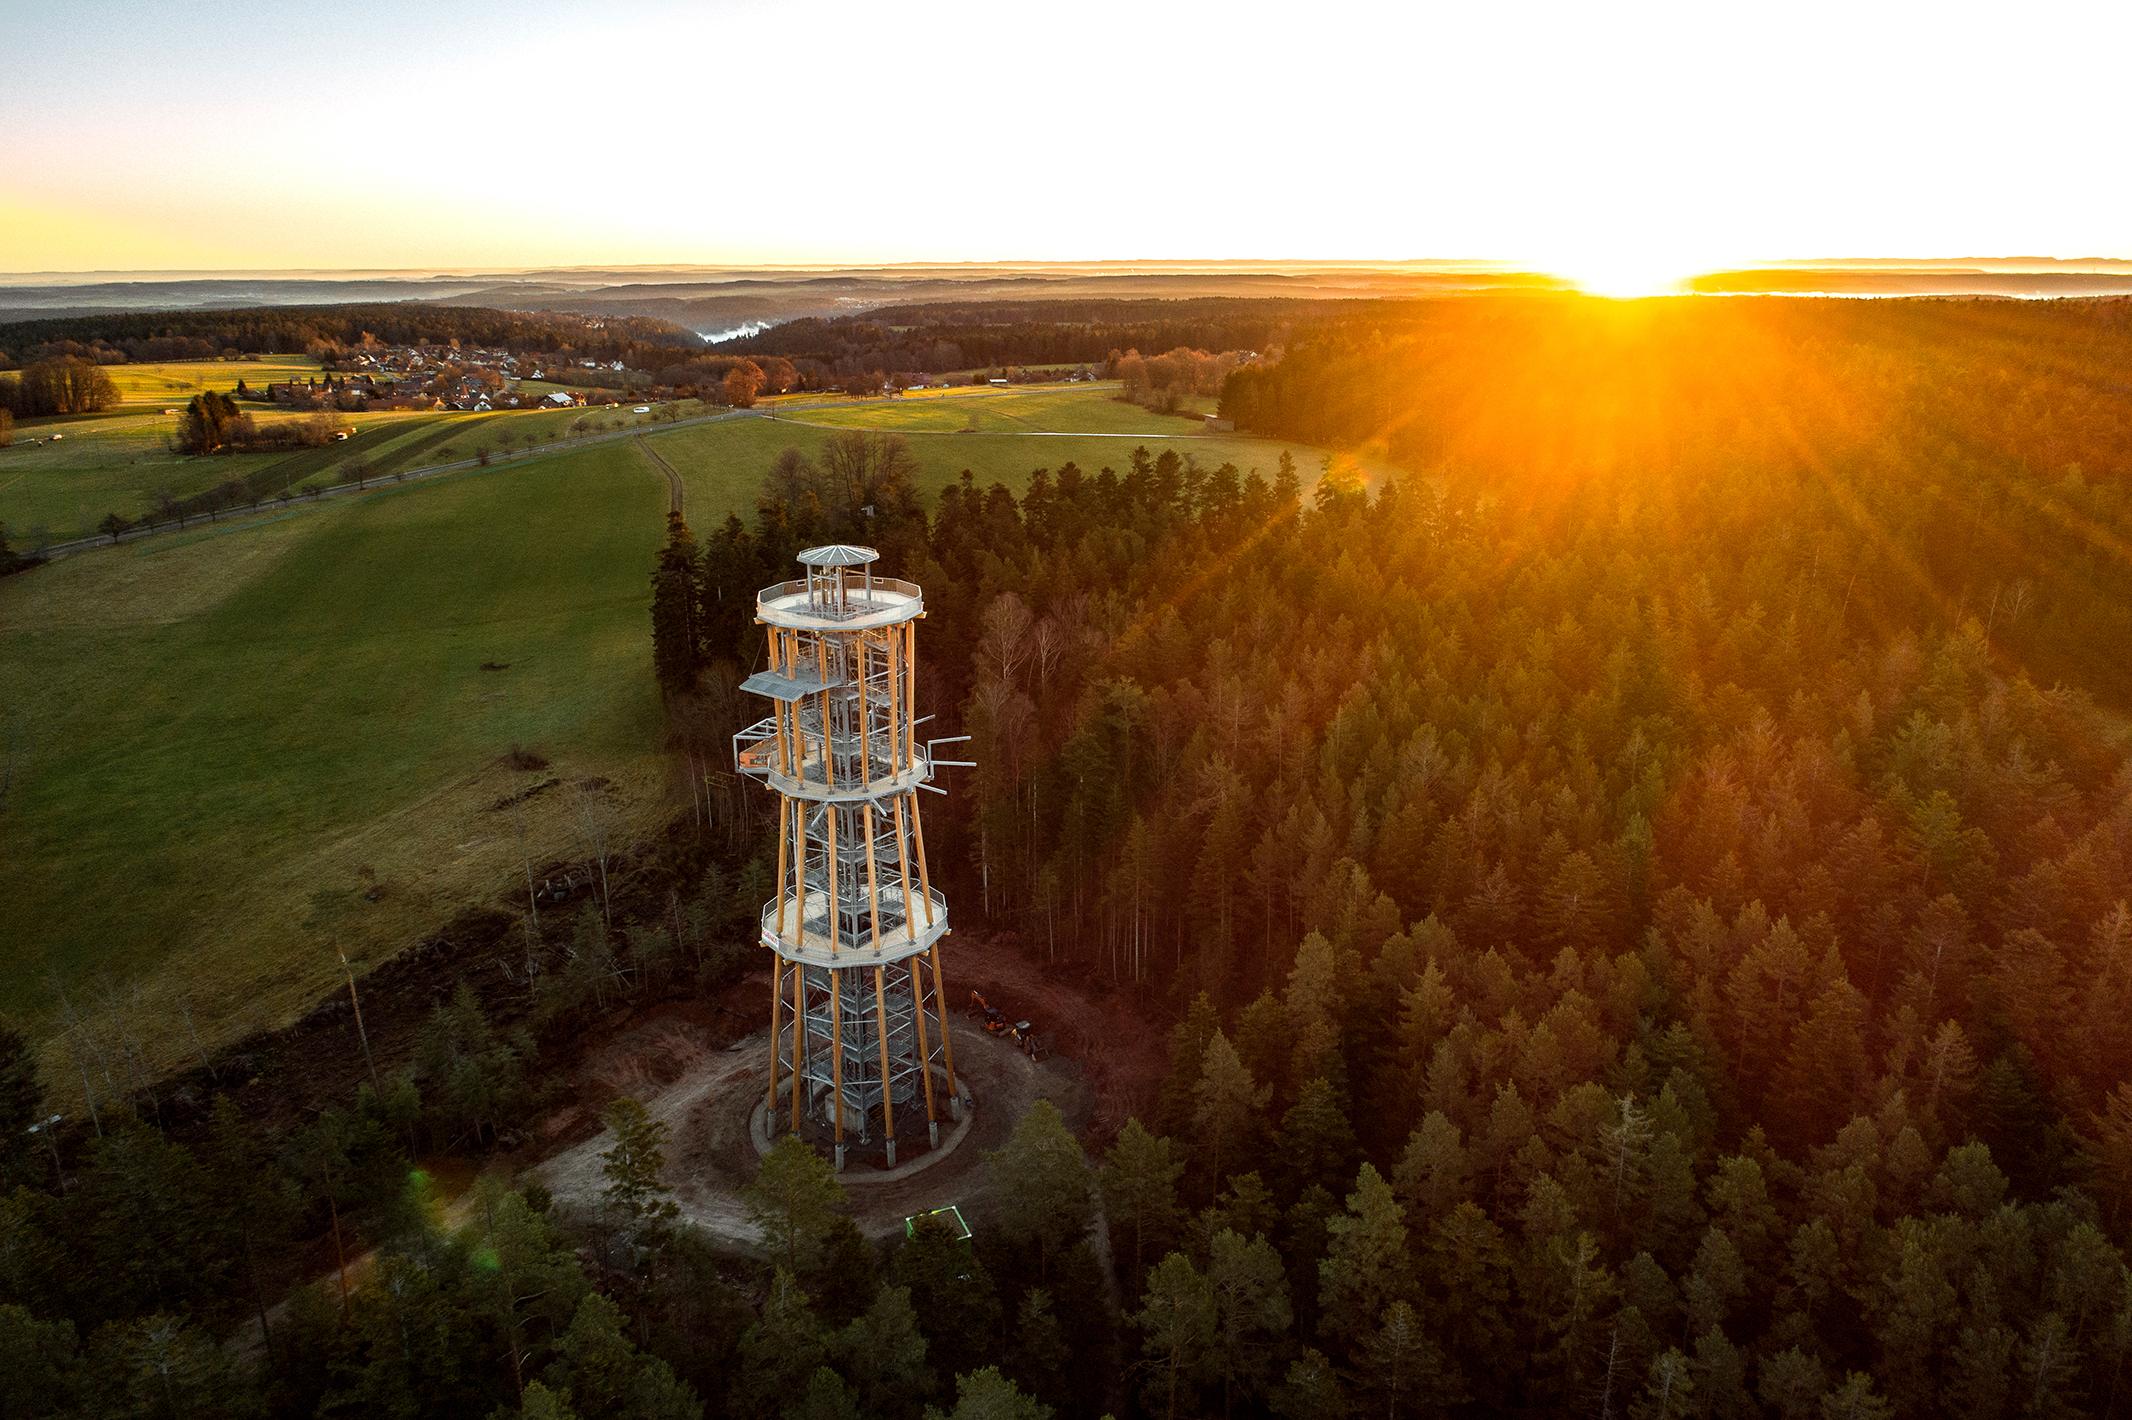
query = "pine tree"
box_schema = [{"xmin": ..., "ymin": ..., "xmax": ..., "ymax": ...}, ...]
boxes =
[
  {"xmin": 985, "ymin": 1099, "xmax": 1094, "ymax": 1285},
  {"xmin": 1357, "ymin": 1301, "xmax": 1461, "ymax": 1419},
  {"xmin": 84, "ymin": 1313, "xmax": 260, "ymax": 1419},
  {"xmin": 1004, "ymin": 1289, "xmax": 1067, "ymax": 1410},
  {"xmin": 1204, "ymin": 1171, "xmax": 1281, "ymax": 1248},
  {"xmin": 543, "ymin": 1293, "xmax": 700, "ymax": 1420},
  {"xmin": 1633, "ymin": 1348, "xmax": 1695, "ymax": 1420},
  {"xmin": 1233, "ymin": 992, "xmax": 1294, "ymax": 1100},
  {"xmin": 2015, "ymin": 1312, "xmax": 2085, "ymax": 1420},
  {"xmin": 601, "ymin": 1097, "xmax": 679, "ymax": 1252},
  {"xmin": 1276, "ymin": 1077, "xmax": 1360, "ymax": 1205},
  {"xmin": 1392, "ymin": 1111, "xmax": 1470, "ymax": 1220},
  {"xmin": 0, "ymin": 1304, "xmax": 79, "ymax": 1417},
  {"xmin": 1205, "ymin": 1228, "xmax": 1292, "ymax": 1418},
  {"xmin": 730, "ymin": 1270, "xmax": 825, "ymax": 1417},
  {"xmin": 927, "ymin": 1365, "xmax": 1053, "ymax": 1420},
  {"xmin": 786, "ymin": 1367, "xmax": 861, "ymax": 1420},
  {"xmin": 744, "ymin": 1135, "xmax": 850, "ymax": 1279},
  {"xmin": 506, "ymin": 1381, "xmax": 581, "ymax": 1420},
  {"xmin": 835, "ymin": 1284, "xmax": 933, "ymax": 1419},
  {"xmin": 0, "ymin": 1025, "xmax": 44, "ymax": 1190},
  {"xmin": 1690, "ymin": 1327, "xmax": 1754, "ymax": 1420},
  {"xmin": 1421, "ymin": 1202, "xmax": 1512, "ymax": 1400},
  {"xmin": 1532, "ymin": 1232, "xmax": 1617, "ymax": 1403},
  {"xmin": 203, "ymin": 1097, "xmax": 302, "ymax": 1352},
  {"xmin": 1099, "ymin": 1118, "xmax": 1183, "ymax": 1292},
  {"xmin": 468, "ymin": 1185, "xmax": 592, "ymax": 1403},
  {"xmin": 650, "ymin": 511, "xmax": 704, "ymax": 698},
  {"xmin": 1134, "ymin": 1252, "xmax": 1215, "ymax": 1420},
  {"xmin": 1193, "ymin": 1033, "xmax": 1271, "ymax": 1190},
  {"xmin": 1270, "ymin": 1347, "xmax": 1347, "ymax": 1420},
  {"xmin": 1818, "ymin": 1371, "xmax": 1895, "ymax": 1420},
  {"xmin": 1759, "ymin": 1346, "xmax": 1828, "ymax": 1419},
  {"xmin": 894, "ymin": 1212, "xmax": 1003, "ymax": 1384},
  {"xmin": 1158, "ymin": 994, "xmax": 1223, "ymax": 1135},
  {"xmin": 1684, "ymin": 1226, "xmax": 1747, "ymax": 1338},
  {"xmin": 1317, "ymin": 1163, "xmax": 1410, "ymax": 1351}
]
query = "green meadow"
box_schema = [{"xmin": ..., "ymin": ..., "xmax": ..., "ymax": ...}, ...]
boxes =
[
  {"xmin": 0, "ymin": 442, "xmax": 669, "ymax": 1073},
  {"xmin": 656, "ymin": 383, "xmax": 1389, "ymax": 523},
  {"xmin": 97, "ymin": 356, "xmax": 328, "ymax": 409},
  {"xmin": 0, "ymin": 353, "xmax": 704, "ymax": 541}
]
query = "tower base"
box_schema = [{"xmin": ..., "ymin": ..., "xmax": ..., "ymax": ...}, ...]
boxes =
[{"xmin": 749, "ymin": 1070, "xmax": 975, "ymax": 1183}]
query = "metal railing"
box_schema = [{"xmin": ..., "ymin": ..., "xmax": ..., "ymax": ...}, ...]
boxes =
[{"xmin": 756, "ymin": 576, "xmax": 924, "ymax": 622}]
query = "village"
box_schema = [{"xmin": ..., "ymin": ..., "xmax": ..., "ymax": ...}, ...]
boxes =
[{"xmin": 244, "ymin": 343, "xmax": 634, "ymax": 413}]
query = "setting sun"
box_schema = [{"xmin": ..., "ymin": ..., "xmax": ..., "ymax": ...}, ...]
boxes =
[{"xmin": 1551, "ymin": 252, "xmax": 1698, "ymax": 299}]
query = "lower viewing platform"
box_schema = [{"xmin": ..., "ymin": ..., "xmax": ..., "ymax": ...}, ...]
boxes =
[{"xmin": 760, "ymin": 887, "xmax": 950, "ymax": 967}]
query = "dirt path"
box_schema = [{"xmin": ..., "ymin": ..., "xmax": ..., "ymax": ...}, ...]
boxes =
[{"xmin": 633, "ymin": 435, "xmax": 685, "ymax": 516}]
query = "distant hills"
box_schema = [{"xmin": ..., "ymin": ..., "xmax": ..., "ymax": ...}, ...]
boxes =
[{"xmin": 4, "ymin": 259, "xmax": 2131, "ymax": 335}]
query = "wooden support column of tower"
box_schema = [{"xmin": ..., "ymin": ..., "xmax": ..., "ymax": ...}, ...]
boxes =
[
  {"xmin": 892, "ymin": 797, "xmax": 919, "ymax": 939},
  {"xmin": 885, "ymin": 623, "xmax": 902, "ymax": 774},
  {"xmin": 926, "ymin": 942, "xmax": 958, "ymax": 1116},
  {"xmin": 790, "ymin": 801, "xmax": 807, "ymax": 952},
  {"xmin": 907, "ymin": 935, "xmax": 940, "ymax": 1145}
]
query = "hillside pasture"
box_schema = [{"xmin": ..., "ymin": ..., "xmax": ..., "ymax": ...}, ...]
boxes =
[
  {"xmin": 0, "ymin": 441, "xmax": 671, "ymax": 1081},
  {"xmin": 652, "ymin": 384, "xmax": 1393, "ymax": 524},
  {"xmin": 0, "ymin": 391, "xmax": 707, "ymax": 541},
  {"xmin": 97, "ymin": 355, "xmax": 326, "ymax": 409}
]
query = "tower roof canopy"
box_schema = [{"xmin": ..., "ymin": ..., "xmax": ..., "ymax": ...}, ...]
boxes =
[{"xmin": 796, "ymin": 544, "xmax": 878, "ymax": 568}]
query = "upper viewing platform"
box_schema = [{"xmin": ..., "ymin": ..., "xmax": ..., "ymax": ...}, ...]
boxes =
[{"xmin": 758, "ymin": 544, "xmax": 925, "ymax": 630}]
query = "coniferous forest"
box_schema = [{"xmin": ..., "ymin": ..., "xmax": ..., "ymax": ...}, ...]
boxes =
[{"xmin": 13, "ymin": 294, "xmax": 2132, "ymax": 1418}]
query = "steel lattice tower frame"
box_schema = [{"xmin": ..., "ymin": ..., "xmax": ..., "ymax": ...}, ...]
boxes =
[{"xmin": 734, "ymin": 545, "xmax": 967, "ymax": 1169}]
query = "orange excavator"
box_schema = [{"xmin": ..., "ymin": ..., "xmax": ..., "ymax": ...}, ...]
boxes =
[{"xmin": 969, "ymin": 990, "xmax": 1037, "ymax": 1058}]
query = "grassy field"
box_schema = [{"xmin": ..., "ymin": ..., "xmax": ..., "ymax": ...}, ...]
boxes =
[
  {"xmin": 96, "ymin": 356, "xmax": 327, "ymax": 410},
  {"xmin": 655, "ymin": 384, "xmax": 1392, "ymax": 524},
  {"xmin": 784, "ymin": 383, "xmax": 1206, "ymax": 435},
  {"xmin": 0, "ymin": 442, "xmax": 670, "ymax": 1079}
]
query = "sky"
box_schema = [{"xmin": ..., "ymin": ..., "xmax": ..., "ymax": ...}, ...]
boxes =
[{"xmin": 4, "ymin": 0, "xmax": 2131, "ymax": 284}]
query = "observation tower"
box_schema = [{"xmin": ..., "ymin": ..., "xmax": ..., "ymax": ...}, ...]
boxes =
[{"xmin": 733, "ymin": 546, "xmax": 968, "ymax": 1169}]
